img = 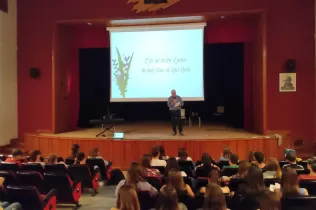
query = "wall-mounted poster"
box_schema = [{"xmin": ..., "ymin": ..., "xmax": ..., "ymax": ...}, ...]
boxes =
[{"xmin": 279, "ymin": 73, "xmax": 296, "ymax": 92}]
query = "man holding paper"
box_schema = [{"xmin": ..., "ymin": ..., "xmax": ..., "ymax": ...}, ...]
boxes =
[{"xmin": 167, "ymin": 89, "xmax": 184, "ymax": 135}]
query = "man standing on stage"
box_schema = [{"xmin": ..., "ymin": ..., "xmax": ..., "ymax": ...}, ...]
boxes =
[{"xmin": 167, "ymin": 89, "xmax": 184, "ymax": 135}]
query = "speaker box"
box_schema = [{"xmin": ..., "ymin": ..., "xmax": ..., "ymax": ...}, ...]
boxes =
[
  {"xmin": 29, "ymin": 67, "xmax": 41, "ymax": 78},
  {"xmin": 285, "ymin": 59, "xmax": 296, "ymax": 72}
]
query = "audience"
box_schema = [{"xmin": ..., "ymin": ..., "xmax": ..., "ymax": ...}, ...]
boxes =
[
  {"xmin": 5, "ymin": 149, "xmax": 26, "ymax": 166},
  {"xmin": 276, "ymin": 167, "xmax": 308, "ymax": 197},
  {"xmin": 112, "ymin": 184, "xmax": 140, "ymax": 210},
  {"xmin": 165, "ymin": 157, "xmax": 187, "ymax": 177},
  {"xmin": 224, "ymin": 160, "xmax": 250, "ymax": 182},
  {"xmin": 140, "ymin": 155, "xmax": 160, "ymax": 177},
  {"xmin": 263, "ymin": 158, "xmax": 282, "ymax": 179},
  {"xmin": 28, "ymin": 149, "xmax": 45, "ymax": 166},
  {"xmin": 68, "ymin": 144, "xmax": 80, "ymax": 159},
  {"xmin": 155, "ymin": 186, "xmax": 188, "ymax": 210},
  {"xmin": 74, "ymin": 152, "xmax": 86, "ymax": 164},
  {"xmin": 47, "ymin": 153, "xmax": 67, "ymax": 167},
  {"xmin": 219, "ymin": 146, "xmax": 232, "ymax": 161},
  {"xmin": 115, "ymin": 162, "xmax": 158, "ymax": 197},
  {"xmin": 201, "ymin": 183, "xmax": 228, "ymax": 210},
  {"xmin": 248, "ymin": 150, "xmax": 256, "ymax": 163},
  {"xmin": 196, "ymin": 153, "xmax": 219, "ymax": 170},
  {"xmin": 253, "ymin": 152, "xmax": 266, "ymax": 170},
  {"xmin": 89, "ymin": 148, "xmax": 109, "ymax": 166},
  {"xmin": 151, "ymin": 146, "xmax": 167, "ymax": 167},
  {"xmin": 259, "ymin": 191, "xmax": 281, "ymax": 210},
  {"xmin": 283, "ymin": 151, "xmax": 304, "ymax": 170},
  {"xmin": 161, "ymin": 168, "xmax": 194, "ymax": 198},
  {"xmin": 158, "ymin": 145, "xmax": 169, "ymax": 160},
  {"xmin": 298, "ymin": 158, "xmax": 316, "ymax": 181},
  {"xmin": 200, "ymin": 168, "xmax": 230, "ymax": 194},
  {"xmin": 223, "ymin": 153, "xmax": 239, "ymax": 169},
  {"xmin": 176, "ymin": 148, "xmax": 193, "ymax": 161}
]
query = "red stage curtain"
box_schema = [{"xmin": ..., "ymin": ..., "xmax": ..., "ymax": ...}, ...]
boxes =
[{"xmin": 0, "ymin": 0, "xmax": 8, "ymax": 13}]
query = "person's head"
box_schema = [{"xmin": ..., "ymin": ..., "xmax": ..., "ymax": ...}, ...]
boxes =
[
  {"xmin": 284, "ymin": 76, "xmax": 292, "ymax": 85},
  {"xmin": 208, "ymin": 168, "xmax": 221, "ymax": 185},
  {"xmin": 75, "ymin": 152, "xmax": 86, "ymax": 164},
  {"xmin": 159, "ymin": 145, "xmax": 166, "ymax": 159},
  {"xmin": 116, "ymin": 184, "xmax": 140, "ymax": 210},
  {"xmin": 171, "ymin": 89, "xmax": 176, "ymax": 97},
  {"xmin": 254, "ymin": 151, "xmax": 265, "ymax": 164},
  {"xmin": 178, "ymin": 148, "xmax": 188, "ymax": 160},
  {"xmin": 203, "ymin": 183, "xmax": 227, "ymax": 210},
  {"xmin": 29, "ymin": 150, "xmax": 41, "ymax": 162},
  {"xmin": 307, "ymin": 158, "xmax": 316, "ymax": 173},
  {"xmin": 165, "ymin": 157, "xmax": 180, "ymax": 176},
  {"xmin": 140, "ymin": 156, "xmax": 151, "ymax": 170},
  {"xmin": 127, "ymin": 162, "xmax": 145, "ymax": 186},
  {"xmin": 151, "ymin": 146, "xmax": 160, "ymax": 158},
  {"xmin": 260, "ymin": 191, "xmax": 281, "ymax": 210},
  {"xmin": 246, "ymin": 166, "xmax": 265, "ymax": 193},
  {"xmin": 48, "ymin": 153, "xmax": 57, "ymax": 164},
  {"xmin": 222, "ymin": 146, "xmax": 232, "ymax": 158},
  {"xmin": 238, "ymin": 160, "xmax": 251, "ymax": 177},
  {"xmin": 285, "ymin": 152, "xmax": 297, "ymax": 164},
  {"xmin": 11, "ymin": 149, "xmax": 23, "ymax": 160},
  {"xmin": 167, "ymin": 168, "xmax": 186, "ymax": 191},
  {"xmin": 281, "ymin": 167, "xmax": 299, "ymax": 196},
  {"xmin": 155, "ymin": 186, "xmax": 179, "ymax": 210},
  {"xmin": 229, "ymin": 154, "xmax": 239, "ymax": 166},
  {"xmin": 71, "ymin": 144, "xmax": 80, "ymax": 158},
  {"xmin": 90, "ymin": 148, "xmax": 99, "ymax": 157},
  {"xmin": 266, "ymin": 158, "xmax": 282, "ymax": 179},
  {"xmin": 248, "ymin": 151, "xmax": 256, "ymax": 162}
]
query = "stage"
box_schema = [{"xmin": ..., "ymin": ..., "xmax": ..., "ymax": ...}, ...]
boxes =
[
  {"xmin": 40, "ymin": 122, "xmax": 263, "ymax": 140},
  {"xmin": 24, "ymin": 122, "xmax": 288, "ymax": 169}
]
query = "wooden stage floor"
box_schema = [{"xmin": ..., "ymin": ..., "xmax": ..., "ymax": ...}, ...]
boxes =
[{"xmin": 39, "ymin": 122, "xmax": 263, "ymax": 140}]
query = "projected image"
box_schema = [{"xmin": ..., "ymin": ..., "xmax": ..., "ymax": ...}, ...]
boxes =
[
  {"xmin": 108, "ymin": 23, "xmax": 205, "ymax": 102},
  {"xmin": 112, "ymin": 48, "xmax": 134, "ymax": 98}
]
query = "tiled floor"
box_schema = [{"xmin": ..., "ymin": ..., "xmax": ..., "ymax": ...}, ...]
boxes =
[{"xmin": 57, "ymin": 185, "xmax": 117, "ymax": 210}]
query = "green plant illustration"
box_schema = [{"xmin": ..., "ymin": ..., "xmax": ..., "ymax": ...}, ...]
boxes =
[{"xmin": 112, "ymin": 48, "xmax": 134, "ymax": 98}]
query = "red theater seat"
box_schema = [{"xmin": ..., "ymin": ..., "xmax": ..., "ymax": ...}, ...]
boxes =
[
  {"xmin": 43, "ymin": 173, "xmax": 81, "ymax": 209},
  {"xmin": 68, "ymin": 164, "xmax": 99, "ymax": 196},
  {"xmin": 7, "ymin": 185, "xmax": 56, "ymax": 210}
]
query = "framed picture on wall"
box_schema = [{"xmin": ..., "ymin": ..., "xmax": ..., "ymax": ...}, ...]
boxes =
[{"xmin": 279, "ymin": 73, "xmax": 296, "ymax": 92}]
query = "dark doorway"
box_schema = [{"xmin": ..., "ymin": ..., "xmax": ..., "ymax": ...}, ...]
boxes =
[{"xmin": 78, "ymin": 44, "xmax": 244, "ymax": 128}]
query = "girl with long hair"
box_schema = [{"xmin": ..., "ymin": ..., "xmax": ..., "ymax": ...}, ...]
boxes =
[
  {"xmin": 236, "ymin": 166, "xmax": 266, "ymax": 196},
  {"xmin": 115, "ymin": 162, "xmax": 158, "ymax": 197},
  {"xmin": 199, "ymin": 168, "xmax": 230, "ymax": 194},
  {"xmin": 263, "ymin": 158, "xmax": 282, "ymax": 179},
  {"xmin": 161, "ymin": 168, "xmax": 194, "ymax": 198},
  {"xmin": 203, "ymin": 183, "xmax": 228, "ymax": 210},
  {"xmin": 112, "ymin": 185, "xmax": 140, "ymax": 210},
  {"xmin": 165, "ymin": 157, "xmax": 187, "ymax": 177},
  {"xmin": 140, "ymin": 155, "xmax": 160, "ymax": 177},
  {"xmin": 155, "ymin": 186, "xmax": 188, "ymax": 210}
]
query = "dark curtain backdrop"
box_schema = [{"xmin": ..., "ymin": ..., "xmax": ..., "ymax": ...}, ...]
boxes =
[{"xmin": 78, "ymin": 44, "xmax": 245, "ymax": 128}]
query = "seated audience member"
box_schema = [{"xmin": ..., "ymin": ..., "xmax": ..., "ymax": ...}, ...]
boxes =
[
  {"xmin": 196, "ymin": 152, "xmax": 216, "ymax": 166},
  {"xmin": 5, "ymin": 149, "xmax": 26, "ymax": 166},
  {"xmin": 253, "ymin": 152, "xmax": 266, "ymax": 170},
  {"xmin": 283, "ymin": 152, "xmax": 304, "ymax": 170},
  {"xmin": 161, "ymin": 168, "xmax": 194, "ymax": 198},
  {"xmin": 297, "ymin": 158, "xmax": 316, "ymax": 181},
  {"xmin": 218, "ymin": 146, "xmax": 232, "ymax": 161},
  {"xmin": 223, "ymin": 160, "xmax": 251, "ymax": 182},
  {"xmin": 165, "ymin": 157, "xmax": 187, "ymax": 177},
  {"xmin": 88, "ymin": 148, "xmax": 109, "ymax": 166},
  {"xmin": 248, "ymin": 150, "xmax": 256, "ymax": 163},
  {"xmin": 158, "ymin": 145, "xmax": 169, "ymax": 160},
  {"xmin": 74, "ymin": 152, "xmax": 86, "ymax": 164},
  {"xmin": 176, "ymin": 148, "xmax": 193, "ymax": 161},
  {"xmin": 140, "ymin": 155, "xmax": 160, "ymax": 177},
  {"xmin": 155, "ymin": 186, "xmax": 188, "ymax": 210},
  {"xmin": 67, "ymin": 144, "xmax": 80, "ymax": 159},
  {"xmin": 263, "ymin": 158, "xmax": 282, "ymax": 179},
  {"xmin": 112, "ymin": 184, "xmax": 140, "ymax": 210},
  {"xmin": 28, "ymin": 150, "xmax": 45, "ymax": 166},
  {"xmin": 259, "ymin": 191, "xmax": 281, "ymax": 210},
  {"xmin": 115, "ymin": 162, "xmax": 158, "ymax": 197},
  {"xmin": 235, "ymin": 166, "xmax": 266, "ymax": 197},
  {"xmin": 275, "ymin": 167, "xmax": 308, "ymax": 196},
  {"xmin": 201, "ymin": 183, "xmax": 229, "ymax": 210},
  {"xmin": 223, "ymin": 153, "xmax": 239, "ymax": 169},
  {"xmin": 195, "ymin": 154, "xmax": 219, "ymax": 170},
  {"xmin": 151, "ymin": 146, "xmax": 167, "ymax": 167},
  {"xmin": 200, "ymin": 168, "xmax": 230, "ymax": 194},
  {"xmin": 47, "ymin": 153, "xmax": 67, "ymax": 167}
]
